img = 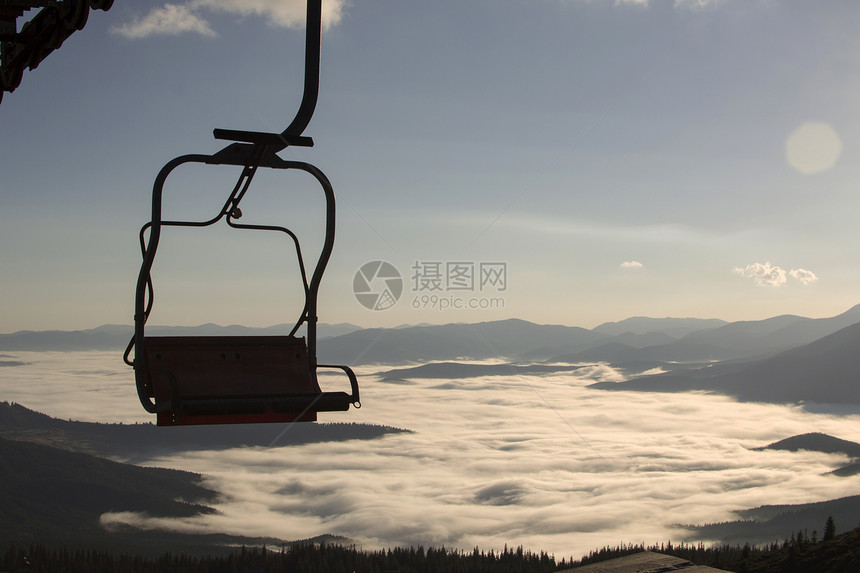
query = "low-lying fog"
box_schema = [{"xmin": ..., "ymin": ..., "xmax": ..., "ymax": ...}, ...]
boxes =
[{"xmin": 3, "ymin": 350, "xmax": 860, "ymax": 559}]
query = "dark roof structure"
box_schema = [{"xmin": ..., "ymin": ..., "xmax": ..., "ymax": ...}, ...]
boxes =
[{"xmin": 0, "ymin": 0, "xmax": 114, "ymax": 104}]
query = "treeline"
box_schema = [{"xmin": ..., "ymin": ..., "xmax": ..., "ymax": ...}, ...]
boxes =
[
  {"xmin": 4, "ymin": 519, "xmax": 859, "ymax": 572},
  {"xmin": 0, "ymin": 543, "xmax": 563, "ymax": 573}
]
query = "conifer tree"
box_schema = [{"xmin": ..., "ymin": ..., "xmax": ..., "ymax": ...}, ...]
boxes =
[{"xmin": 823, "ymin": 515, "xmax": 836, "ymax": 541}]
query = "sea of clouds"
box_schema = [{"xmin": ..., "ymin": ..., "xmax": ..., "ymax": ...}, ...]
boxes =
[{"xmin": 2, "ymin": 350, "xmax": 860, "ymax": 559}]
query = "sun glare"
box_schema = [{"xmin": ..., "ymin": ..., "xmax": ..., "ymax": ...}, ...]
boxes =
[{"xmin": 785, "ymin": 121, "xmax": 843, "ymax": 175}]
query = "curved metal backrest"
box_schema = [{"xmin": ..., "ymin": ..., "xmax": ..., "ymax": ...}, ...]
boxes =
[{"xmin": 127, "ymin": 153, "xmax": 345, "ymax": 414}]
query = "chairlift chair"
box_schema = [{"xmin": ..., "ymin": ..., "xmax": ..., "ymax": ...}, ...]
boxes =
[{"xmin": 124, "ymin": 0, "xmax": 359, "ymax": 426}]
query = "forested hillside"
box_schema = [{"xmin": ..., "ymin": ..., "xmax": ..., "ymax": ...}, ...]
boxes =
[
  {"xmin": 0, "ymin": 401, "xmax": 408, "ymax": 461},
  {"xmin": 4, "ymin": 523, "xmax": 860, "ymax": 572}
]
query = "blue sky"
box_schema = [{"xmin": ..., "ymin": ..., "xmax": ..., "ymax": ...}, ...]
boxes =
[{"xmin": 1, "ymin": 0, "xmax": 859, "ymax": 331}]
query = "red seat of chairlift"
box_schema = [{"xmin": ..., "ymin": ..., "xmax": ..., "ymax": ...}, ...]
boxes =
[{"xmin": 143, "ymin": 336, "xmax": 350, "ymax": 426}]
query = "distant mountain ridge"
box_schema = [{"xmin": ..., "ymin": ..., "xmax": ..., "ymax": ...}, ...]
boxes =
[
  {"xmin": 319, "ymin": 306, "xmax": 860, "ymax": 365},
  {"xmin": 676, "ymin": 304, "xmax": 860, "ymax": 359},
  {"xmin": 318, "ymin": 319, "xmax": 600, "ymax": 364},
  {"xmin": 590, "ymin": 319, "xmax": 860, "ymax": 405},
  {"xmin": 0, "ymin": 322, "xmax": 363, "ymax": 351},
  {"xmin": 593, "ymin": 316, "xmax": 728, "ymax": 337},
  {"xmin": 3, "ymin": 305, "xmax": 860, "ymax": 369}
]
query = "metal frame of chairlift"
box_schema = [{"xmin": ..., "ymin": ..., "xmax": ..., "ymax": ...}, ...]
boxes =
[{"xmin": 123, "ymin": 0, "xmax": 360, "ymax": 426}]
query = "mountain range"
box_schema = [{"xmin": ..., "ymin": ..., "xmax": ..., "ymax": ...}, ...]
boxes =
[
  {"xmin": 5, "ymin": 304, "xmax": 860, "ymax": 367},
  {"xmin": 318, "ymin": 305, "xmax": 860, "ymax": 364},
  {"xmin": 4, "ymin": 304, "xmax": 860, "ymax": 407},
  {"xmin": 589, "ymin": 319, "xmax": 860, "ymax": 404},
  {"xmin": 0, "ymin": 322, "xmax": 365, "ymax": 351}
]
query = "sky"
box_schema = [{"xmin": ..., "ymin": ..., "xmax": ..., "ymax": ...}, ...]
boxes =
[
  {"xmin": 4, "ymin": 351, "xmax": 860, "ymax": 557},
  {"xmin": 2, "ymin": 0, "xmax": 860, "ymax": 332}
]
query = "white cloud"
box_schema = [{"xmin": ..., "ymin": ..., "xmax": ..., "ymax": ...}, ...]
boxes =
[
  {"xmin": 4, "ymin": 352, "xmax": 860, "ymax": 559},
  {"xmin": 789, "ymin": 268, "xmax": 819, "ymax": 286},
  {"xmin": 620, "ymin": 260, "xmax": 643, "ymax": 269},
  {"xmin": 733, "ymin": 262, "xmax": 786, "ymax": 287},
  {"xmin": 111, "ymin": 3, "xmax": 217, "ymax": 39},
  {"xmin": 192, "ymin": 0, "xmax": 346, "ymax": 30},
  {"xmin": 734, "ymin": 262, "xmax": 819, "ymax": 287},
  {"xmin": 673, "ymin": 0, "xmax": 725, "ymax": 10},
  {"xmin": 112, "ymin": 0, "xmax": 346, "ymax": 39},
  {"xmin": 610, "ymin": 0, "xmax": 725, "ymax": 8}
]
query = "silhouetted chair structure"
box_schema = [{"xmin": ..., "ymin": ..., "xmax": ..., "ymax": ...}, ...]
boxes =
[{"xmin": 124, "ymin": 0, "xmax": 359, "ymax": 426}]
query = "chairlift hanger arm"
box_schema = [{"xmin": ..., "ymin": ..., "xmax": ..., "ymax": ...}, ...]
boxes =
[{"xmin": 212, "ymin": 0, "xmax": 322, "ymax": 151}]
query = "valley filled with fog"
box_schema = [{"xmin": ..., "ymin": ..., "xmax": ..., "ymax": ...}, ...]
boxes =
[{"xmin": 2, "ymin": 349, "xmax": 859, "ymax": 559}]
